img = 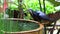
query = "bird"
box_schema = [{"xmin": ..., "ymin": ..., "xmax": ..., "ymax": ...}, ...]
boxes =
[
  {"xmin": 28, "ymin": 9, "xmax": 60, "ymax": 34},
  {"xmin": 28, "ymin": 9, "xmax": 55, "ymax": 24}
]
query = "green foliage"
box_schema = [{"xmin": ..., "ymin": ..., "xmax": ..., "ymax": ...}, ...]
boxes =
[
  {"xmin": 3, "ymin": 0, "xmax": 55, "ymax": 19},
  {"xmin": 22, "ymin": 0, "xmax": 55, "ymax": 19},
  {"xmin": 8, "ymin": 0, "xmax": 18, "ymax": 10},
  {"xmin": 0, "ymin": 13, "xmax": 4, "ymax": 18},
  {"xmin": 23, "ymin": 0, "xmax": 55, "ymax": 14},
  {"xmin": 48, "ymin": 0, "xmax": 60, "ymax": 6},
  {"xmin": 8, "ymin": 0, "xmax": 55, "ymax": 14},
  {"xmin": 0, "ymin": 0, "xmax": 56, "ymax": 19},
  {"xmin": 5, "ymin": 9, "xmax": 14, "ymax": 18}
]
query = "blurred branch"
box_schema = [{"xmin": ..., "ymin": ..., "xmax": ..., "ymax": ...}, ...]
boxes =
[
  {"xmin": 18, "ymin": 0, "xmax": 24, "ymax": 19},
  {"xmin": 48, "ymin": 0, "xmax": 60, "ymax": 6}
]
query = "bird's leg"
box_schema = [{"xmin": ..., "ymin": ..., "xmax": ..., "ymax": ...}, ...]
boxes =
[
  {"xmin": 44, "ymin": 24, "xmax": 47, "ymax": 34},
  {"xmin": 50, "ymin": 21, "xmax": 56, "ymax": 34},
  {"xmin": 40, "ymin": 20, "xmax": 49, "ymax": 34},
  {"xmin": 57, "ymin": 29, "xmax": 60, "ymax": 34}
]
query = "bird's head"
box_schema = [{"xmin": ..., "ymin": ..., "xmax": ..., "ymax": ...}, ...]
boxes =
[{"xmin": 28, "ymin": 8, "xmax": 34, "ymax": 14}]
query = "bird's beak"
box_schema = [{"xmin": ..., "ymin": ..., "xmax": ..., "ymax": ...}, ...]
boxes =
[{"xmin": 27, "ymin": 9, "xmax": 33, "ymax": 13}]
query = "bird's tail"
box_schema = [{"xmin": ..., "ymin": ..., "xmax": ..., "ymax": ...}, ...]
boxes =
[
  {"xmin": 49, "ymin": 18, "xmax": 56, "ymax": 22},
  {"xmin": 48, "ymin": 11, "xmax": 60, "ymax": 22}
]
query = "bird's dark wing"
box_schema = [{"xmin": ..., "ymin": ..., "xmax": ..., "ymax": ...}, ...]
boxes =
[
  {"xmin": 36, "ymin": 11, "xmax": 50, "ymax": 20},
  {"xmin": 31, "ymin": 11, "xmax": 40, "ymax": 21}
]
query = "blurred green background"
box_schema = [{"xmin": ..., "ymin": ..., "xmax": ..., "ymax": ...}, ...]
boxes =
[{"xmin": 0, "ymin": 0, "xmax": 60, "ymax": 34}]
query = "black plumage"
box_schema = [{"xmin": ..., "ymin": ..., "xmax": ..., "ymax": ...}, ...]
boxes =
[{"xmin": 28, "ymin": 9, "xmax": 54, "ymax": 24}]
